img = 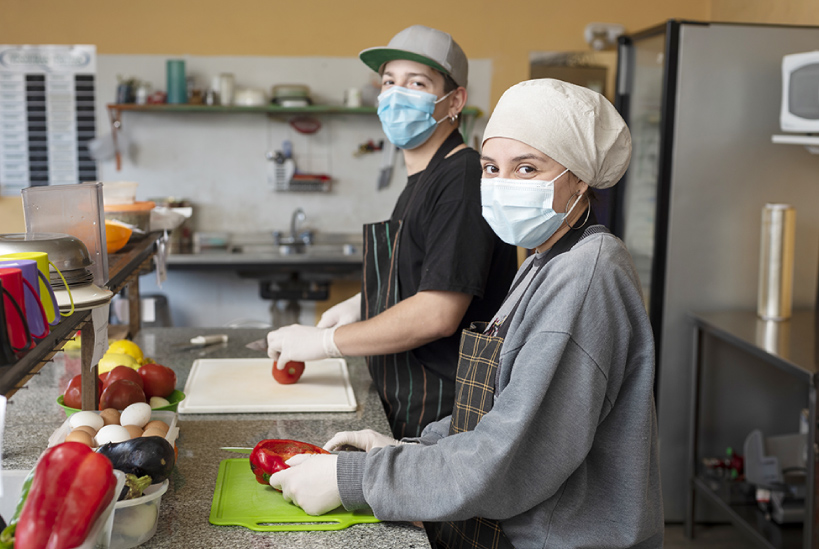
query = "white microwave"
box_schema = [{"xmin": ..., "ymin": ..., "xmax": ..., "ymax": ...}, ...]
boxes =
[{"xmin": 780, "ymin": 51, "xmax": 819, "ymax": 132}]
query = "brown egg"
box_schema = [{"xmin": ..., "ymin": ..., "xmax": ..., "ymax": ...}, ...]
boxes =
[
  {"xmin": 124, "ymin": 424, "xmax": 144, "ymax": 439},
  {"xmin": 65, "ymin": 430, "xmax": 94, "ymax": 447},
  {"xmin": 143, "ymin": 420, "xmax": 169, "ymax": 435},
  {"xmin": 73, "ymin": 425, "xmax": 98, "ymax": 436},
  {"xmin": 142, "ymin": 427, "xmax": 167, "ymax": 438},
  {"xmin": 100, "ymin": 408, "xmax": 121, "ymax": 426}
]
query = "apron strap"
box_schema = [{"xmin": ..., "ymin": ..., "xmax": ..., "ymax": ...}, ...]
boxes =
[{"xmin": 496, "ymin": 218, "xmax": 607, "ymax": 340}]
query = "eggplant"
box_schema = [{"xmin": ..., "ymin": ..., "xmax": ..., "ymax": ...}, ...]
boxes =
[{"xmin": 96, "ymin": 436, "xmax": 175, "ymax": 485}]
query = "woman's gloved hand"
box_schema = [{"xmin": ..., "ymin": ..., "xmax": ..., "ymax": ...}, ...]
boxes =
[
  {"xmin": 268, "ymin": 454, "xmax": 340, "ymax": 516},
  {"xmin": 324, "ymin": 429, "xmax": 404, "ymax": 452},
  {"xmin": 267, "ymin": 325, "xmax": 341, "ymax": 366},
  {"xmin": 316, "ymin": 293, "xmax": 361, "ymax": 329}
]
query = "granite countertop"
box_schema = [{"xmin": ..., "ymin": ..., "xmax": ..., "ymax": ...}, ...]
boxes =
[{"xmin": 4, "ymin": 327, "xmax": 430, "ymax": 549}]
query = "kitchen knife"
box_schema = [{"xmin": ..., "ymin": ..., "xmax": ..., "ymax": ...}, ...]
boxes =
[
  {"xmin": 172, "ymin": 334, "xmax": 229, "ymax": 352},
  {"xmin": 220, "ymin": 447, "xmax": 350, "ymax": 454}
]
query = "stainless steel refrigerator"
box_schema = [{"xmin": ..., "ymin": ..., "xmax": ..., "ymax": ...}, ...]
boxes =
[{"xmin": 612, "ymin": 20, "xmax": 819, "ymax": 521}]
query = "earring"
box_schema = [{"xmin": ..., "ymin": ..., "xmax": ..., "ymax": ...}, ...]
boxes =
[{"xmin": 449, "ymin": 114, "xmax": 458, "ymax": 125}]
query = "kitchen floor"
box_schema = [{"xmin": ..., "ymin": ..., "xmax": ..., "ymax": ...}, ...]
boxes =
[{"xmin": 664, "ymin": 524, "xmax": 752, "ymax": 548}]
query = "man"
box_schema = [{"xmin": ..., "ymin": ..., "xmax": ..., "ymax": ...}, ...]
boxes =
[{"xmin": 267, "ymin": 25, "xmax": 517, "ymax": 438}]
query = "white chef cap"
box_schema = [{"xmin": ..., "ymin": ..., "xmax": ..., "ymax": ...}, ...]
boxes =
[{"xmin": 482, "ymin": 79, "xmax": 631, "ymax": 189}]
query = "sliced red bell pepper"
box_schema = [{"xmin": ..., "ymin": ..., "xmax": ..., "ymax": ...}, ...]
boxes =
[
  {"xmin": 249, "ymin": 439, "xmax": 329, "ymax": 485},
  {"xmin": 15, "ymin": 441, "xmax": 116, "ymax": 549}
]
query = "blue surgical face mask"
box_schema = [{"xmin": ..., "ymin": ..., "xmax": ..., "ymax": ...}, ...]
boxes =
[
  {"xmin": 481, "ymin": 169, "xmax": 580, "ymax": 249},
  {"xmin": 377, "ymin": 87, "xmax": 453, "ymax": 150}
]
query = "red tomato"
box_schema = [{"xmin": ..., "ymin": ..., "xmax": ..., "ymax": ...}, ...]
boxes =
[
  {"xmin": 138, "ymin": 363, "xmax": 177, "ymax": 399},
  {"xmin": 272, "ymin": 361, "xmax": 305, "ymax": 385},
  {"xmin": 99, "ymin": 379, "xmax": 146, "ymax": 410},
  {"xmin": 63, "ymin": 374, "xmax": 102, "ymax": 409},
  {"xmin": 99, "ymin": 371, "xmax": 110, "ymax": 385},
  {"xmin": 103, "ymin": 365, "xmax": 143, "ymax": 390}
]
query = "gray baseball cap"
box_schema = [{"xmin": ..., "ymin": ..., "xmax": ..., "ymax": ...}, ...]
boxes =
[{"xmin": 359, "ymin": 25, "xmax": 468, "ymax": 88}]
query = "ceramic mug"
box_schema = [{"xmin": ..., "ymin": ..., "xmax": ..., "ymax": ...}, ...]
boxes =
[
  {"xmin": 0, "ymin": 252, "xmax": 73, "ymax": 323},
  {"xmin": 0, "ymin": 268, "xmax": 34, "ymax": 351},
  {"xmin": 0, "ymin": 260, "xmax": 50, "ymax": 339},
  {"xmin": 0, "ymin": 279, "xmax": 27, "ymax": 364}
]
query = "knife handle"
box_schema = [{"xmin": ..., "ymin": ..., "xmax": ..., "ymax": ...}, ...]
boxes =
[{"xmin": 191, "ymin": 334, "xmax": 229, "ymax": 346}]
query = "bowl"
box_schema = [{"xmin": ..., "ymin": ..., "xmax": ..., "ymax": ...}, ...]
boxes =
[
  {"xmin": 0, "ymin": 232, "xmax": 93, "ymax": 270},
  {"xmin": 105, "ymin": 220, "xmax": 133, "ymax": 253},
  {"xmin": 110, "ymin": 480, "xmax": 169, "ymax": 549},
  {"xmin": 57, "ymin": 390, "xmax": 186, "ymax": 415}
]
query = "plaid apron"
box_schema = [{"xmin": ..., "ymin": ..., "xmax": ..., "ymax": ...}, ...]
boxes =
[
  {"xmin": 362, "ymin": 131, "xmax": 464, "ymax": 438},
  {"xmin": 429, "ymin": 223, "xmax": 607, "ymax": 549},
  {"xmin": 428, "ymin": 321, "xmax": 514, "ymax": 549}
]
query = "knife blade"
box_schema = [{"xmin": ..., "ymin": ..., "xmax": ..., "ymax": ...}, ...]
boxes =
[{"xmin": 220, "ymin": 447, "xmax": 253, "ymax": 454}]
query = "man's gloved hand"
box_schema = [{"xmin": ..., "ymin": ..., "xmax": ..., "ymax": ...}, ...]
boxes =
[
  {"xmin": 267, "ymin": 324, "xmax": 341, "ymax": 367},
  {"xmin": 316, "ymin": 293, "xmax": 362, "ymax": 329},
  {"xmin": 324, "ymin": 429, "xmax": 404, "ymax": 452},
  {"xmin": 268, "ymin": 454, "xmax": 340, "ymax": 516}
]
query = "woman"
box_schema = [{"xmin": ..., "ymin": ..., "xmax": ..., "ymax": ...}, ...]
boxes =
[{"xmin": 270, "ymin": 79, "xmax": 664, "ymax": 549}]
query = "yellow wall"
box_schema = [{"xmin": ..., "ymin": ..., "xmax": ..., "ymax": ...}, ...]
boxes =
[
  {"xmin": 0, "ymin": 0, "xmax": 708, "ymax": 104},
  {"xmin": 711, "ymin": 0, "xmax": 819, "ymax": 25}
]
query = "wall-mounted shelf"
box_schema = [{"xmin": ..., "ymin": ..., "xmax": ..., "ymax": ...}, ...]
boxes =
[
  {"xmin": 771, "ymin": 134, "xmax": 819, "ymax": 154},
  {"xmin": 105, "ymin": 103, "xmax": 484, "ymax": 170}
]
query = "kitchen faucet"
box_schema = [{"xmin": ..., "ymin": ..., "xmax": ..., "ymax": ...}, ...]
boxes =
[{"xmin": 290, "ymin": 207, "xmax": 306, "ymax": 241}]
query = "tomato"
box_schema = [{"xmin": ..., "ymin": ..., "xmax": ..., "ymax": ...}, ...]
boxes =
[
  {"xmin": 99, "ymin": 379, "xmax": 146, "ymax": 410},
  {"xmin": 103, "ymin": 365, "xmax": 144, "ymax": 390},
  {"xmin": 63, "ymin": 374, "xmax": 102, "ymax": 409},
  {"xmin": 272, "ymin": 361, "xmax": 305, "ymax": 385},
  {"xmin": 138, "ymin": 363, "xmax": 177, "ymax": 399}
]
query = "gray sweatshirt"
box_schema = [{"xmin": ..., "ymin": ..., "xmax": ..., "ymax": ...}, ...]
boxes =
[{"xmin": 337, "ymin": 232, "xmax": 664, "ymax": 548}]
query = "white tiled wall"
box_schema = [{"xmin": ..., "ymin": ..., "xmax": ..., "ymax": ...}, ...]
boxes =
[{"xmin": 96, "ymin": 54, "xmax": 492, "ymax": 327}]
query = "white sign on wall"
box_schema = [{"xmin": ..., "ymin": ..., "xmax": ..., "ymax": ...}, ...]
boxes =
[{"xmin": 0, "ymin": 45, "xmax": 98, "ymax": 196}]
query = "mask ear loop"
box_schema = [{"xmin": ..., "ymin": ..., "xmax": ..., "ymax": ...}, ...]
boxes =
[{"xmin": 565, "ymin": 191, "xmax": 591, "ymax": 230}]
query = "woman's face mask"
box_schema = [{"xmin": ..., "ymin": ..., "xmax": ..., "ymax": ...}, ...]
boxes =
[
  {"xmin": 377, "ymin": 87, "xmax": 453, "ymax": 149},
  {"xmin": 481, "ymin": 169, "xmax": 580, "ymax": 249}
]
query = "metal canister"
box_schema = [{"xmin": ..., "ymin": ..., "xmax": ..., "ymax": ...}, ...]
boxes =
[{"xmin": 757, "ymin": 204, "xmax": 796, "ymax": 321}]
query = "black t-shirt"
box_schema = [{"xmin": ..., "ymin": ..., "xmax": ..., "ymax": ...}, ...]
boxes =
[{"xmin": 389, "ymin": 147, "xmax": 518, "ymax": 381}]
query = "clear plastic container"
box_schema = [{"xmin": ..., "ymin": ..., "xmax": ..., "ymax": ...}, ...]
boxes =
[
  {"xmin": 110, "ymin": 480, "xmax": 169, "ymax": 549},
  {"xmin": 102, "ymin": 182, "xmax": 139, "ymax": 206},
  {"xmin": 0, "ymin": 469, "xmax": 125, "ymax": 549},
  {"xmin": 21, "ymin": 182, "xmax": 108, "ymax": 286}
]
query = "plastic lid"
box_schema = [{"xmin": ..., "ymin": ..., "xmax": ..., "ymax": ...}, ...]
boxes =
[{"xmin": 104, "ymin": 201, "xmax": 156, "ymax": 212}]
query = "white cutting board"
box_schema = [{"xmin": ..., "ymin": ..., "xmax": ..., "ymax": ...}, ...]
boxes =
[{"xmin": 178, "ymin": 358, "xmax": 357, "ymax": 414}]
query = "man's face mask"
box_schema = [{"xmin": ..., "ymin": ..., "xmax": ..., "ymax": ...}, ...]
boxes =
[{"xmin": 376, "ymin": 87, "xmax": 453, "ymax": 150}]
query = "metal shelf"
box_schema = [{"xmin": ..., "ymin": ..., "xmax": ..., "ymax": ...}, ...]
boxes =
[
  {"xmin": 0, "ymin": 234, "xmax": 160, "ymax": 403},
  {"xmin": 105, "ymin": 103, "xmax": 484, "ymax": 170},
  {"xmin": 692, "ymin": 476, "xmax": 803, "ymax": 548}
]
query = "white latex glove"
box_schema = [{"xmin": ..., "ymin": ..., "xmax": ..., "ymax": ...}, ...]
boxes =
[
  {"xmin": 324, "ymin": 429, "xmax": 403, "ymax": 452},
  {"xmin": 316, "ymin": 293, "xmax": 361, "ymax": 329},
  {"xmin": 268, "ymin": 454, "xmax": 341, "ymax": 516},
  {"xmin": 267, "ymin": 324, "xmax": 341, "ymax": 367}
]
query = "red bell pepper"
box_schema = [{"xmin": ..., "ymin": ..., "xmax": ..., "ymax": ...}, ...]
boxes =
[
  {"xmin": 15, "ymin": 442, "xmax": 116, "ymax": 549},
  {"xmin": 249, "ymin": 439, "xmax": 329, "ymax": 485}
]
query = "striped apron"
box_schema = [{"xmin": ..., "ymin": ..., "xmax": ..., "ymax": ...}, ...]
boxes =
[
  {"xmin": 430, "ymin": 222, "xmax": 605, "ymax": 549},
  {"xmin": 362, "ymin": 130, "xmax": 463, "ymax": 439}
]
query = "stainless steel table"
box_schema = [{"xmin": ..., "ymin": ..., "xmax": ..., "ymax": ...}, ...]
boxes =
[{"xmin": 685, "ymin": 309, "xmax": 819, "ymax": 549}]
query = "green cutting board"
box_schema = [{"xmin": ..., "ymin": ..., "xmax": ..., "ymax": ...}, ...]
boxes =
[{"xmin": 210, "ymin": 458, "xmax": 380, "ymax": 531}]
